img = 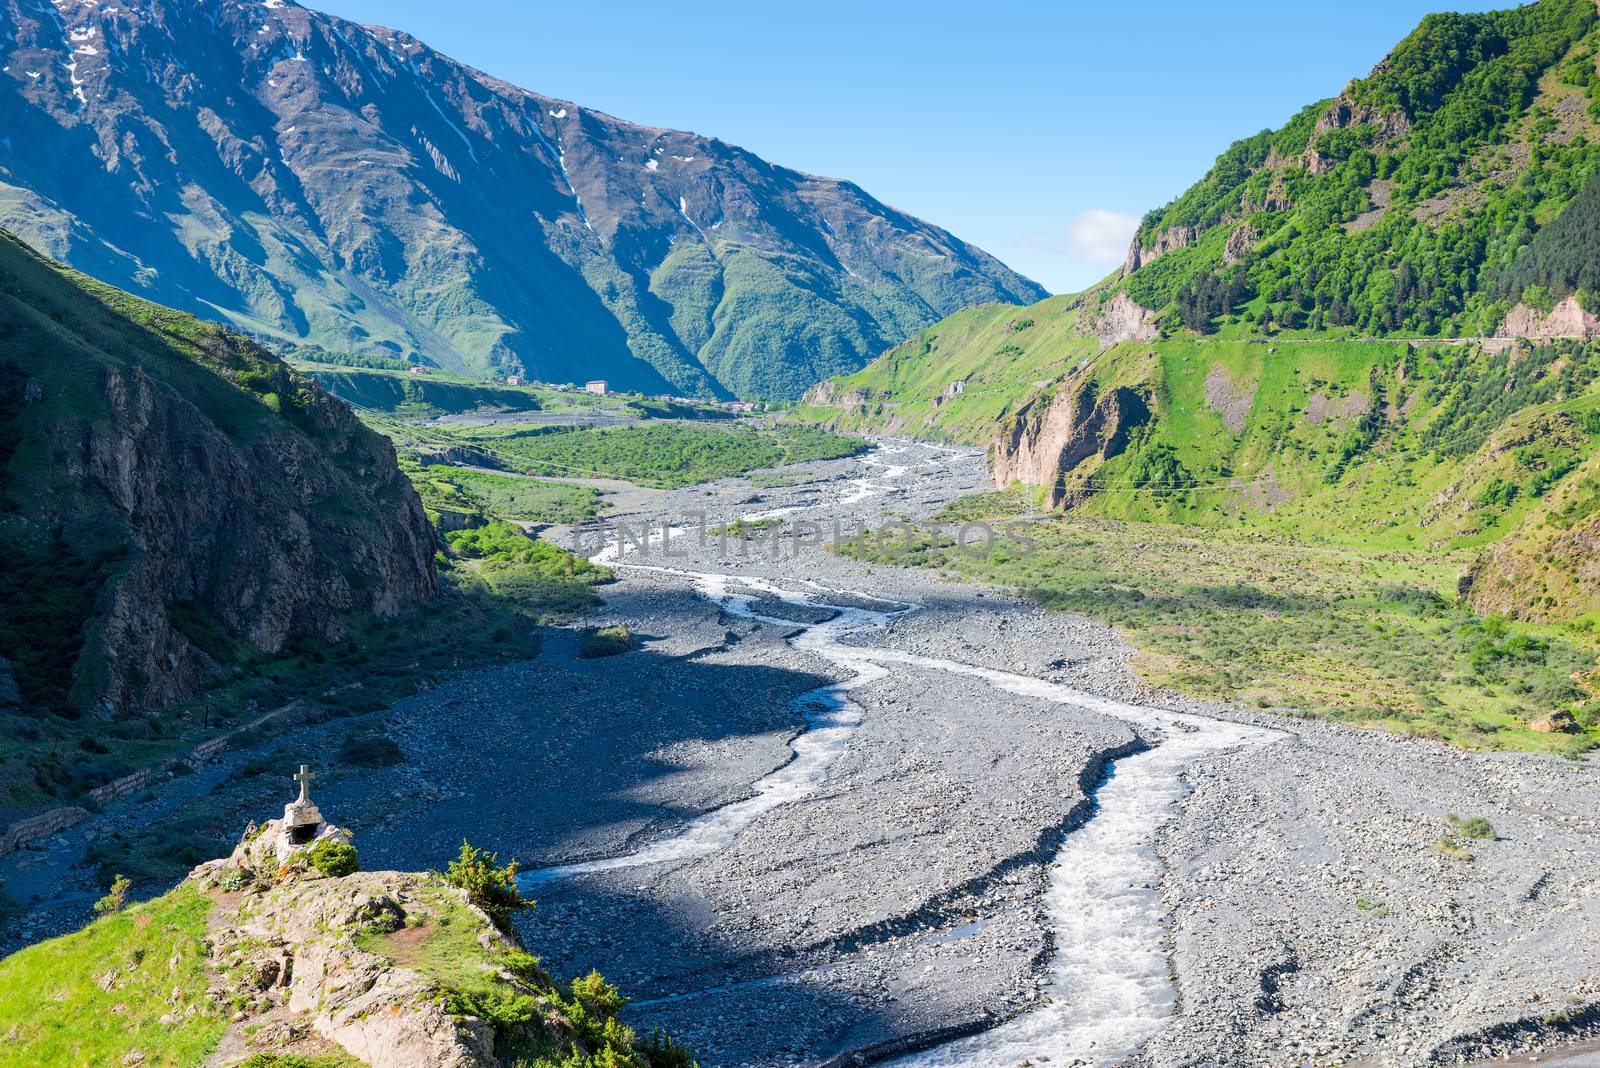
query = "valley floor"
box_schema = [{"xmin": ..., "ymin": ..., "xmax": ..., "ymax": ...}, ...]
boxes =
[{"xmin": 5, "ymin": 444, "xmax": 1599, "ymax": 1067}]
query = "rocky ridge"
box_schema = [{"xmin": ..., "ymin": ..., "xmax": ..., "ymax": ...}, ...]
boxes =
[{"xmin": 990, "ymin": 376, "xmax": 1152, "ymax": 507}]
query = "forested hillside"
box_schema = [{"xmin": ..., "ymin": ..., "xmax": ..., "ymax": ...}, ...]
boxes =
[
  {"xmin": 792, "ymin": 0, "xmax": 1600, "ymax": 636},
  {"xmin": 1126, "ymin": 0, "xmax": 1600, "ymax": 336}
]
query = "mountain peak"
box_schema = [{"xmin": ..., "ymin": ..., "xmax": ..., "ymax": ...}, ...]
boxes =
[{"xmin": 0, "ymin": 0, "xmax": 1045, "ymax": 397}]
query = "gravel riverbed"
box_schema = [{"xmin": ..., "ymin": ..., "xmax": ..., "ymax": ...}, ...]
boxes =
[{"xmin": 5, "ymin": 441, "xmax": 1597, "ymax": 1067}]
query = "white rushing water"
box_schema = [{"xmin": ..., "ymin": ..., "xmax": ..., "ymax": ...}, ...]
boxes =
[
  {"xmin": 521, "ymin": 576, "xmax": 911, "ymax": 885},
  {"xmin": 874, "ymin": 649, "xmax": 1278, "ymax": 1067},
  {"xmin": 525, "ymin": 442, "xmax": 1283, "ymax": 1065}
]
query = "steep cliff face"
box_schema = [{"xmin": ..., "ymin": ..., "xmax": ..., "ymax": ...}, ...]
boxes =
[
  {"xmin": 1088, "ymin": 292, "xmax": 1160, "ymax": 348},
  {"xmin": 0, "ymin": 0, "xmax": 1044, "ymax": 399},
  {"xmin": 992, "ymin": 380, "xmax": 1151, "ymax": 507},
  {"xmin": 0, "ymin": 231, "xmax": 436, "ymax": 720},
  {"xmin": 1121, "ymin": 224, "xmax": 1196, "ymax": 277},
  {"xmin": 1496, "ymin": 295, "xmax": 1600, "ymax": 340}
]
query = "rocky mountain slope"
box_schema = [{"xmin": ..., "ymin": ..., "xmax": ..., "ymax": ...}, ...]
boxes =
[
  {"xmin": 793, "ymin": 0, "xmax": 1600, "ymax": 625},
  {"xmin": 0, "ymin": 0, "xmax": 1044, "ymax": 400},
  {"xmin": 0, "ymin": 229, "xmax": 436, "ymax": 730}
]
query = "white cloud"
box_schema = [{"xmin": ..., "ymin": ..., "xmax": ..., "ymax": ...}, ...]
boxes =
[
  {"xmin": 1064, "ymin": 208, "xmax": 1140, "ymax": 264},
  {"xmin": 1007, "ymin": 208, "xmax": 1143, "ymax": 292}
]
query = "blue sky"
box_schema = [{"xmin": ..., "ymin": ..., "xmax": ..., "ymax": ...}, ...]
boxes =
[{"xmin": 318, "ymin": 0, "xmax": 1503, "ymax": 294}]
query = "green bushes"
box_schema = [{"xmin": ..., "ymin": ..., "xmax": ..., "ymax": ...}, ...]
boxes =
[
  {"xmin": 1478, "ymin": 479, "xmax": 1521, "ymax": 508},
  {"xmin": 539, "ymin": 970, "xmax": 701, "ymax": 1068},
  {"xmin": 441, "ymin": 840, "xmax": 532, "ymax": 931},
  {"xmin": 308, "ymin": 840, "xmax": 360, "ymax": 878},
  {"xmin": 442, "ymin": 521, "xmax": 610, "ymax": 622},
  {"xmin": 1469, "ymin": 623, "xmax": 1548, "ymax": 680},
  {"xmin": 1435, "ymin": 812, "xmax": 1498, "ymax": 860},
  {"xmin": 1447, "ymin": 813, "xmax": 1498, "ymax": 840},
  {"xmin": 578, "ymin": 625, "xmax": 633, "ymax": 659},
  {"xmin": 93, "ymin": 874, "xmax": 130, "ymax": 916},
  {"xmin": 399, "ymin": 461, "xmax": 603, "ymax": 526},
  {"xmin": 446, "ymin": 522, "xmax": 607, "ymax": 581},
  {"xmin": 1129, "ymin": 444, "xmax": 1193, "ymax": 497}
]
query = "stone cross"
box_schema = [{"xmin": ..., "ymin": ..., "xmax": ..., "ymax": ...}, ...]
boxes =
[{"xmin": 293, "ymin": 764, "xmax": 316, "ymax": 805}]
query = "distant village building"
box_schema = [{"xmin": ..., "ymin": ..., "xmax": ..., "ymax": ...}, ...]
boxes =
[
  {"xmin": 506, "ymin": 375, "xmax": 525, "ymax": 386},
  {"xmin": 408, "ymin": 365, "xmax": 430, "ymax": 375},
  {"xmin": 585, "ymin": 380, "xmax": 608, "ymax": 395}
]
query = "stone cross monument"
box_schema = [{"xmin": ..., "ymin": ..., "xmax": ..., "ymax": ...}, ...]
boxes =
[{"xmin": 283, "ymin": 764, "xmax": 325, "ymax": 844}]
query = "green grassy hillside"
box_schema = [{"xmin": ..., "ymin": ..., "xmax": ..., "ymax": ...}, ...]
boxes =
[
  {"xmin": 792, "ymin": 0, "xmax": 1600, "ymax": 749},
  {"xmin": 0, "ymin": 885, "xmax": 223, "ymax": 1066},
  {"xmin": 790, "ymin": 297, "xmax": 1101, "ymax": 443},
  {"xmin": 1049, "ymin": 337, "xmax": 1599, "ymax": 546}
]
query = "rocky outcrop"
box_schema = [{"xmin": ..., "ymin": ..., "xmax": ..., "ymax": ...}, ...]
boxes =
[
  {"xmin": 1223, "ymin": 223, "xmax": 1259, "ymax": 265},
  {"xmin": 992, "ymin": 381, "xmax": 1151, "ymax": 507},
  {"xmin": 182, "ymin": 789, "xmax": 676, "ymax": 1068},
  {"xmin": 1089, "ymin": 293, "xmax": 1160, "ymax": 348},
  {"xmin": 77, "ymin": 360, "xmax": 435, "ymax": 717},
  {"xmin": 1496, "ymin": 296, "xmax": 1600, "ymax": 340},
  {"xmin": 1123, "ymin": 225, "xmax": 1197, "ymax": 276},
  {"xmin": 1203, "ymin": 364, "xmax": 1257, "ymax": 434},
  {"xmin": 1530, "ymin": 709, "xmax": 1583, "ymax": 734},
  {"xmin": 1305, "ymin": 92, "xmax": 1414, "ymax": 174},
  {"xmin": 193, "ymin": 835, "xmax": 517, "ymax": 1067},
  {"xmin": 0, "ymin": 232, "xmax": 437, "ymax": 720},
  {"xmin": 802, "ymin": 378, "xmax": 870, "ymax": 409}
]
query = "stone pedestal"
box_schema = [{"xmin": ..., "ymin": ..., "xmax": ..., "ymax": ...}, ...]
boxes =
[{"xmin": 283, "ymin": 799, "xmax": 325, "ymax": 846}]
